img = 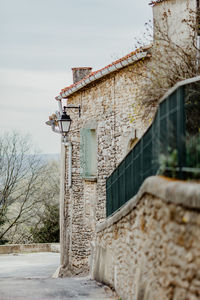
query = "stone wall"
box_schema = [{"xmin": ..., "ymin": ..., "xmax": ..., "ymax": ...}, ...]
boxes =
[
  {"xmin": 0, "ymin": 243, "xmax": 60, "ymax": 254},
  {"xmin": 91, "ymin": 176, "xmax": 200, "ymax": 300},
  {"xmin": 59, "ymin": 59, "xmax": 153, "ymax": 276}
]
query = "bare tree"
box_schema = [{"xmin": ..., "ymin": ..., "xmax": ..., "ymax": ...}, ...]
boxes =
[
  {"xmin": 0, "ymin": 132, "xmax": 59, "ymax": 244},
  {"xmin": 7, "ymin": 159, "xmax": 60, "ymax": 244},
  {"xmin": 131, "ymin": 8, "xmax": 200, "ymax": 122}
]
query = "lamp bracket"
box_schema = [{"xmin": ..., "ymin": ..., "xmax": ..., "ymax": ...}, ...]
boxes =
[{"xmin": 64, "ymin": 105, "xmax": 81, "ymax": 117}]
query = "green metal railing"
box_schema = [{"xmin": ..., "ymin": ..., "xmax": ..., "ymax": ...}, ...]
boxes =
[{"xmin": 106, "ymin": 78, "xmax": 200, "ymax": 217}]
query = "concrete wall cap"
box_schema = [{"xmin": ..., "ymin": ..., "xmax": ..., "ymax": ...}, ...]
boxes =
[{"xmin": 0, "ymin": 243, "xmax": 60, "ymax": 254}]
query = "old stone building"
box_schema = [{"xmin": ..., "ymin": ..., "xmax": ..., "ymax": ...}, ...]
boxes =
[
  {"xmin": 51, "ymin": 0, "xmax": 199, "ymax": 278},
  {"xmin": 151, "ymin": 0, "xmax": 196, "ymax": 45},
  {"xmin": 56, "ymin": 48, "xmax": 152, "ymax": 276}
]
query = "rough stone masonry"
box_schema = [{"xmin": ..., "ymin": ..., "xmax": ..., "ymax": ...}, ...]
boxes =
[
  {"xmin": 59, "ymin": 56, "xmax": 152, "ymax": 276},
  {"xmin": 91, "ymin": 176, "xmax": 200, "ymax": 300}
]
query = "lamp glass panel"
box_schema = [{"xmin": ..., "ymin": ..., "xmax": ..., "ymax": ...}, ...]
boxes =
[{"xmin": 62, "ymin": 121, "xmax": 70, "ymax": 133}]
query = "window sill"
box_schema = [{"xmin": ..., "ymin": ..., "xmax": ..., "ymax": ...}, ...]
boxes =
[{"xmin": 82, "ymin": 176, "xmax": 97, "ymax": 182}]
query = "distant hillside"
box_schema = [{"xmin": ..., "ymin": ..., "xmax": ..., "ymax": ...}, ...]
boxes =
[{"xmin": 39, "ymin": 153, "xmax": 60, "ymax": 162}]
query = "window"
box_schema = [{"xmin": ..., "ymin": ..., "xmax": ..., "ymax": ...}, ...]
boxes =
[{"xmin": 80, "ymin": 128, "xmax": 97, "ymax": 179}]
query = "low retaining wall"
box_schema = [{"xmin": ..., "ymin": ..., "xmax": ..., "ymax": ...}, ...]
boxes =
[
  {"xmin": 91, "ymin": 176, "xmax": 200, "ymax": 300},
  {"xmin": 0, "ymin": 243, "xmax": 60, "ymax": 254}
]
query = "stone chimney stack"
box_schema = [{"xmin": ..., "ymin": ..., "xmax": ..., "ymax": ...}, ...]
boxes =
[{"xmin": 72, "ymin": 67, "xmax": 92, "ymax": 84}]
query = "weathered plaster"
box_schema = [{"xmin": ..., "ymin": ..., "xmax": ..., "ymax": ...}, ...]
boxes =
[{"xmin": 153, "ymin": 0, "xmax": 196, "ymax": 46}]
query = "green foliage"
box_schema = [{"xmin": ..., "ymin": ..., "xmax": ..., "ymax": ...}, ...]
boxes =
[
  {"xmin": 0, "ymin": 213, "xmax": 8, "ymax": 245},
  {"xmin": 185, "ymin": 82, "xmax": 200, "ymax": 135},
  {"xmin": 186, "ymin": 135, "xmax": 200, "ymax": 168},
  {"xmin": 159, "ymin": 134, "xmax": 200, "ymax": 179},
  {"xmin": 0, "ymin": 239, "xmax": 8, "ymax": 245},
  {"xmin": 186, "ymin": 134, "xmax": 200, "ymax": 179},
  {"xmin": 30, "ymin": 204, "xmax": 59, "ymax": 243},
  {"xmin": 0, "ymin": 212, "xmax": 6, "ymax": 227},
  {"xmin": 158, "ymin": 148, "xmax": 178, "ymax": 178}
]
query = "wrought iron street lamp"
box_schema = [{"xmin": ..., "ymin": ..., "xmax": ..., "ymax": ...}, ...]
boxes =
[
  {"xmin": 45, "ymin": 103, "xmax": 81, "ymax": 190},
  {"xmin": 58, "ymin": 108, "xmax": 72, "ymax": 136},
  {"xmin": 45, "ymin": 105, "xmax": 80, "ymax": 137}
]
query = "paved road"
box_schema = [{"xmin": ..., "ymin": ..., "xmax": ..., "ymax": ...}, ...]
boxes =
[
  {"xmin": 0, "ymin": 253, "xmax": 117, "ymax": 300},
  {"xmin": 0, "ymin": 252, "xmax": 60, "ymax": 278}
]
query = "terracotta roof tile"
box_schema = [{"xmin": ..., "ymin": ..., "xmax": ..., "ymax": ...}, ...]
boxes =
[
  {"xmin": 61, "ymin": 46, "xmax": 151, "ymax": 94},
  {"xmin": 149, "ymin": 0, "xmax": 168, "ymax": 6}
]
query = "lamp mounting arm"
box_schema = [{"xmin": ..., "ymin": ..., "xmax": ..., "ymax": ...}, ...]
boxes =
[{"xmin": 64, "ymin": 105, "xmax": 81, "ymax": 117}]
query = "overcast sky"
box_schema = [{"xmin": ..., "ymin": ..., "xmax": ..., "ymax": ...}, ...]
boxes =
[{"xmin": 0, "ymin": 0, "xmax": 152, "ymax": 154}]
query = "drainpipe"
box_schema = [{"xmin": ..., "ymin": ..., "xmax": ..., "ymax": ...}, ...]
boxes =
[
  {"xmin": 46, "ymin": 98, "xmax": 73, "ymax": 274},
  {"xmin": 59, "ymin": 137, "xmax": 72, "ymax": 271},
  {"xmin": 55, "ymin": 97, "xmax": 63, "ymax": 115},
  {"xmin": 60, "ymin": 140, "xmax": 66, "ymax": 269},
  {"xmin": 52, "ymin": 97, "xmax": 72, "ymax": 272},
  {"xmin": 47, "ymin": 103, "xmax": 72, "ymax": 187},
  {"xmin": 62, "ymin": 138, "xmax": 72, "ymax": 188},
  {"xmin": 56, "ymin": 97, "xmax": 71, "ymax": 187}
]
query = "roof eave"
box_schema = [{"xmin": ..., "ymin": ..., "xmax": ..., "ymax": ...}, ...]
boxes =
[
  {"xmin": 59, "ymin": 51, "xmax": 149, "ymax": 99},
  {"xmin": 149, "ymin": 0, "xmax": 165, "ymax": 6}
]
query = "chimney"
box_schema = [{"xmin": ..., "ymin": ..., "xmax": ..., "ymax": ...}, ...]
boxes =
[{"xmin": 72, "ymin": 67, "xmax": 92, "ymax": 84}]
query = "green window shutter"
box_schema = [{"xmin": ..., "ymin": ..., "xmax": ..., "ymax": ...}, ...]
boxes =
[{"xmin": 80, "ymin": 128, "xmax": 97, "ymax": 178}]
